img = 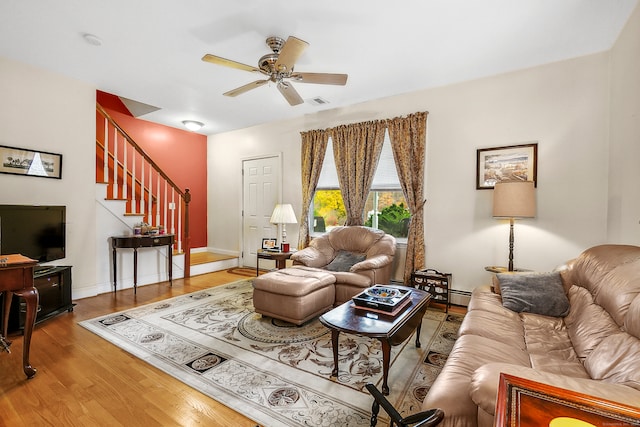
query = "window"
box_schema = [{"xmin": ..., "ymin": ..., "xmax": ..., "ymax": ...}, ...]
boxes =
[{"xmin": 311, "ymin": 132, "xmax": 409, "ymax": 239}]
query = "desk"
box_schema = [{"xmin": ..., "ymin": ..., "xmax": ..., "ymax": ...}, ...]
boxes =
[
  {"xmin": 112, "ymin": 234, "xmax": 174, "ymax": 293},
  {"xmin": 256, "ymin": 250, "xmax": 292, "ymax": 276},
  {"xmin": 0, "ymin": 254, "xmax": 39, "ymax": 378}
]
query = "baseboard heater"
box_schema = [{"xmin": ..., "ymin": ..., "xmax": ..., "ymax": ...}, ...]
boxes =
[{"xmin": 450, "ymin": 289, "xmax": 472, "ymax": 307}]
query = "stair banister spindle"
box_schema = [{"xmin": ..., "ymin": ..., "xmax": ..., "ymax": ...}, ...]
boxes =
[
  {"xmin": 163, "ymin": 180, "xmax": 168, "ymax": 234},
  {"xmin": 123, "ymin": 142, "xmax": 128, "ymax": 200},
  {"xmin": 156, "ymin": 174, "xmax": 161, "ymax": 227},
  {"xmin": 147, "ymin": 164, "xmax": 152, "ymax": 225},
  {"xmin": 178, "ymin": 196, "xmax": 183, "ymax": 253},
  {"xmin": 113, "ymin": 130, "xmax": 118, "ymax": 198},
  {"xmin": 103, "ymin": 117, "xmax": 109, "ymax": 183},
  {"xmin": 170, "ymin": 189, "xmax": 175, "ymax": 235},
  {"xmin": 131, "ymin": 149, "xmax": 137, "ymax": 214},
  {"xmin": 140, "ymin": 159, "xmax": 145, "ymax": 216}
]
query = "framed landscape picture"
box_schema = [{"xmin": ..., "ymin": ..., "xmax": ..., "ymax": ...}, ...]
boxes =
[
  {"xmin": 0, "ymin": 145, "xmax": 62, "ymax": 179},
  {"xmin": 476, "ymin": 142, "xmax": 537, "ymax": 189}
]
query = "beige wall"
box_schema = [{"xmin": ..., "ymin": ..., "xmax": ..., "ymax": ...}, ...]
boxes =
[
  {"xmin": 0, "ymin": 57, "xmax": 97, "ymax": 295},
  {"xmin": 608, "ymin": 3, "xmax": 640, "ymax": 243},
  {"xmin": 208, "ymin": 49, "xmax": 619, "ymax": 292}
]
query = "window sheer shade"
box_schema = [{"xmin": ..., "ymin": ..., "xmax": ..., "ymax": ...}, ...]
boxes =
[{"xmin": 316, "ymin": 133, "xmax": 400, "ymax": 191}]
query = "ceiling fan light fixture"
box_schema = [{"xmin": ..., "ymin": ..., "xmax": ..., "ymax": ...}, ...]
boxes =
[{"xmin": 182, "ymin": 120, "xmax": 204, "ymax": 131}]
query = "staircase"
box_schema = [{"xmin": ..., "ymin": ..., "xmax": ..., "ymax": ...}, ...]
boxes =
[{"xmin": 95, "ymin": 104, "xmax": 191, "ymax": 279}]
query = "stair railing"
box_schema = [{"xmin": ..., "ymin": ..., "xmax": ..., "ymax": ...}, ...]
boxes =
[{"xmin": 96, "ymin": 103, "xmax": 191, "ymax": 278}]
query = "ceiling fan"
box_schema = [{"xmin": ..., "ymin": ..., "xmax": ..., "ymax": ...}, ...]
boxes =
[{"xmin": 202, "ymin": 36, "xmax": 348, "ymax": 106}]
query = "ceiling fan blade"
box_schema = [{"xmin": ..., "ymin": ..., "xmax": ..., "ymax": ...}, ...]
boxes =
[
  {"xmin": 223, "ymin": 80, "xmax": 269, "ymax": 97},
  {"xmin": 291, "ymin": 72, "xmax": 348, "ymax": 86},
  {"xmin": 202, "ymin": 54, "xmax": 260, "ymax": 73},
  {"xmin": 274, "ymin": 36, "xmax": 309, "ymax": 73},
  {"xmin": 277, "ymin": 81, "xmax": 304, "ymax": 106}
]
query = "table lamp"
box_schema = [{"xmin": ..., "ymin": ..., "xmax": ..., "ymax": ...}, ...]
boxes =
[
  {"xmin": 270, "ymin": 203, "xmax": 297, "ymax": 251},
  {"xmin": 493, "ymin": 181, "xmax": 536, "ymax": 271}
]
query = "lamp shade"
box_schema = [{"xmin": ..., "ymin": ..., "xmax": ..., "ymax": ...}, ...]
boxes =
[
  {"xmin": 270, "ymin": 204, "xmax": 298, "ymax": 224},
  {"xmin": 493, "ymin": 181, "xmax": 536, "ymax": 218}
]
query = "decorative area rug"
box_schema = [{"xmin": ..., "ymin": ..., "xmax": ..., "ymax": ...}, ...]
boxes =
[{"xmin": 80, "ymin": 280, "xmax": 463, "ymax": 427}]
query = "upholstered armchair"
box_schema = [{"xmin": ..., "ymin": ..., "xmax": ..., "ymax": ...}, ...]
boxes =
[{"xmin": 291, "ymin": 226, "xmax": 397, "ymax": 304}]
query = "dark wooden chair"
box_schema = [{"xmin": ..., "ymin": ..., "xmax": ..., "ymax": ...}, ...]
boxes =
[{"xmin": 365, "ymin": 383, "xmax": 444, "ymax": 427}]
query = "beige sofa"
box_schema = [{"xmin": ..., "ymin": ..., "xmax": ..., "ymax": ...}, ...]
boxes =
[
  {"xmin": 423, "ymin": 244, "xmax": 640, "ymax": 427},
  {"xmin": 290, "ymin": 226, "xmax": 396, "ymax": 304}
]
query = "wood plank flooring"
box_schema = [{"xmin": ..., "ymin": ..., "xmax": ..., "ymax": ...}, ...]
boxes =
[
  {"xmin": 0, "ymin": 269, "xmax": 259, "ymax": 427},
  {"xmin": 0, "ymin": 267, "xmax": 465, "ymax": 426}
]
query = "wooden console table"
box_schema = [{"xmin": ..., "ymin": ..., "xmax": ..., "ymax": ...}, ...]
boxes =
[
  {"xmin": 0, "ymin": 254, "xmax": 39, "ymax": 378},
  {"xmin": 111, "ymin": 234, "xmax": 174, "ymax": 294}
]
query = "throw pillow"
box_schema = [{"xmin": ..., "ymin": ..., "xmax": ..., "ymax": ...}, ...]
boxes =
[
  {"xmin": 325, "ymin": 251, "xmax": 366, "ymax": 272},
  {"xmin": 497, "ymin": 271, "xmax": 570, "ymax": 317}
]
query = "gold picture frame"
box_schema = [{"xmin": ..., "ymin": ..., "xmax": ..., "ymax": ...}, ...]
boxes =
[
  {"xmin": 476, "ymin": 142, "xmax": 537, "ymax": 189},
  {"xmin": 0, "ymin": 145, "xmax": 62, "ymax": 179},
  {"xmin": 495, "ymin": 373, "xmax": 640, "ymax": 427}
]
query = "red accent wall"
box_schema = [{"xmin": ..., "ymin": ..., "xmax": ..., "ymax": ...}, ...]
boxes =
[{"xmin": 97, "ymin": 92, "xmax": 207, "ymax": 248}]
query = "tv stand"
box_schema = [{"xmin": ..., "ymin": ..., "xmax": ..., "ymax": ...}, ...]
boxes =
[
  {"xmin": 1, "ymin": 265, "xmax": 74, "ymax": 333},
  {"xmin": 34, "ymin": 266, "xmax": 56, "ymax": 275}
]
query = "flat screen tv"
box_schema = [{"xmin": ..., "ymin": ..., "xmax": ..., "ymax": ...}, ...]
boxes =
[{"xmin": 0, "ymin": 205, "xmax": 66, "ymax": 263}]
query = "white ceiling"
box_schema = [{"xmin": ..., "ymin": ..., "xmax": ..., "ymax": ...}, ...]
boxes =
[{"xmin": 0, "ymin": 0, "xmax": 637, "ymax": 135}]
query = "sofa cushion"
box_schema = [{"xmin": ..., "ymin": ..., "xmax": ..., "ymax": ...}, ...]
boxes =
[
  {"xmin": 497, "ymin": 272, "xmax": 570, "ymax": 317},
  {"xmin": 458, "ymin": 309, "xmax": 525, "ymax": 350},
  {"xmin": 327, "ymin": 226, "xmax": 385, "ymax": 253},
  {"xmin": 584, "ymin": 332, "xmax": 640, "ymax": 391},
  {"xmin": 564, "ymin": 285, "xmax": 621, "ymax": 360},
  {"xmin": 325, "ymin": 250, "xmax": 366, "ymax": 272}
]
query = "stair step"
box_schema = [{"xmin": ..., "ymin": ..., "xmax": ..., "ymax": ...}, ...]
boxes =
[{"xmin": 191, "ymin": 252, "xmax": 236, "ymax": 266}]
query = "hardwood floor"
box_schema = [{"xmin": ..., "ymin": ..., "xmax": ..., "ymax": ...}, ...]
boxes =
[
  {"xmin": 0, "ymin": 268, "xmax": 259, "ymax": 427},
  {"xmin": 0, "ymin": 268, "xmax": 466, "ymax": 426}
]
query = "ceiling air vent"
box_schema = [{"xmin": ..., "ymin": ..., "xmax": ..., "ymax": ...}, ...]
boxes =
[{"xmin": 308, "ymin": 97, "xmax": 329, "ymax": 106}]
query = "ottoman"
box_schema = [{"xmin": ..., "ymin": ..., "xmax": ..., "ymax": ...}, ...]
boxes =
[{"xmin": 252, "ymin": 266, "xmax": 336, "ymax": 325}]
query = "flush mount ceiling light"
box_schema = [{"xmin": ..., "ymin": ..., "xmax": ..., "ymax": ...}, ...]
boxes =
[
  {"xmin": 182, "ymin": 120, "xmax": 204, "ymax": 131},
  {"xmin": 82, "ymin": 33, "xmax": 102, "ymax": 46}
]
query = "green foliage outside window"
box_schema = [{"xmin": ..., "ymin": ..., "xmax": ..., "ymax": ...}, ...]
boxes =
[
  {"xmin": 313, "ymin": 189, "xmax": 410, "ymax": 238},
  {"xmin": 365, "ymin": 203, "xmax": 411, "ymax": 237}
]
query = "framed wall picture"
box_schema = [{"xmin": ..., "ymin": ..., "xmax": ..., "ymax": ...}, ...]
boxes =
[
  {"xmin": 0, "ymin": 145, "xmax": 63, "ymax": 179},
  {"xmin": 476, "ymin": 142, "xmax": 537, "ymax": 189},
  {"xmin": 261, "ymin": 238, "xmax": 277, "ymax": 250},
  {"xmin": 495, "ymin": 373, "xmax": 640, "ymax": 427}
]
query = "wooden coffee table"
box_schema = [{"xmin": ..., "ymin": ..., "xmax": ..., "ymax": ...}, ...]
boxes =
[{"xmin": 319, "ymin": 285, "xmax": 431, "ymax": 395}]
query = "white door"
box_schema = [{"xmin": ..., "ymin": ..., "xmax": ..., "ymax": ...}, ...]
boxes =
[{"xmin": 242, "ymin": 155, "xmax": 281, "ymax": 269}]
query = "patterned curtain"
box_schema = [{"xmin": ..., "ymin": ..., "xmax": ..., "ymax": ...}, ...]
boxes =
[
  {"xmin": 298, "ymin": 129, "xmax": 329, "ymax": 249},
  {"xmin": 331, "ymin": 121, "xmax": 386, "ymax": 225},
  {"xmin": 387, "ymin": 112, "xmax": 428, "ymax": 284}
]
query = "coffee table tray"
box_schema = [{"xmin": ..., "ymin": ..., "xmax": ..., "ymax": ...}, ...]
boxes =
[{"xmin": 352, "ymin": 286, "xmax": 412, "ymax": 313}]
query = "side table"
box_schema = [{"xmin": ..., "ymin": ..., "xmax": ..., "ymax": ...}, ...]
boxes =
[
  {"xmin": 256, "ymin": 250, "xmax": 292, "ymax": 276},
  {"xmin": 485, "ymin": 266, "xmax": 532, "ymax": 273},
  {"xmin": 112, "ymin": 234, "xmax": 174, "ymax": 294}
]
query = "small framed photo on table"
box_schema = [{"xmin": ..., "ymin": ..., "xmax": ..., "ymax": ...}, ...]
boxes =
[{"xmin": 261, "ymin": 238, "xmax": 277, "ymax": 250}]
